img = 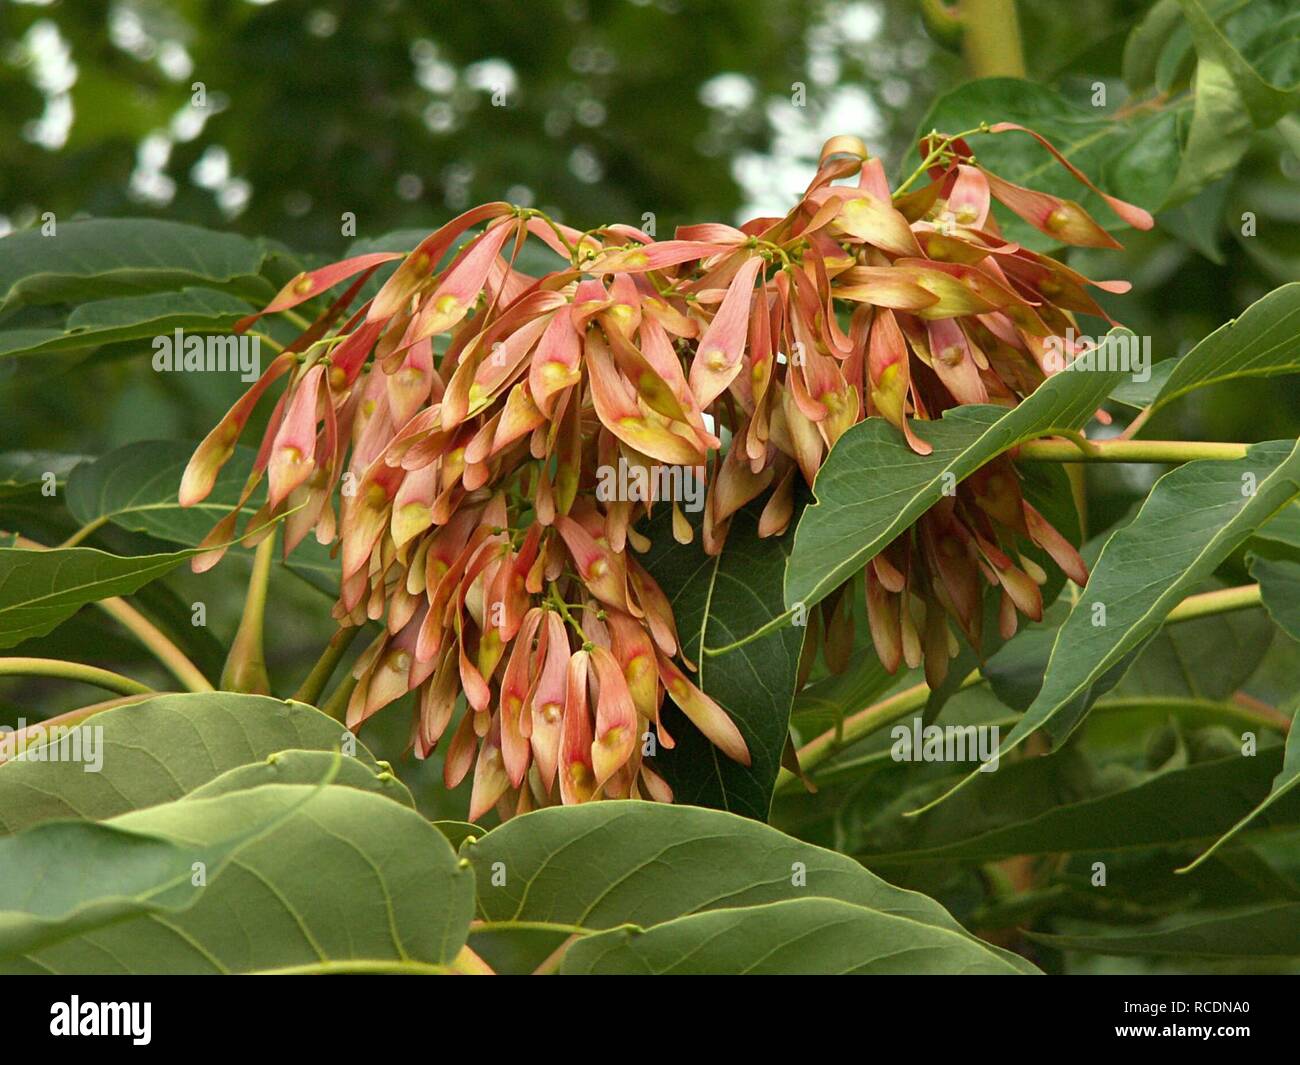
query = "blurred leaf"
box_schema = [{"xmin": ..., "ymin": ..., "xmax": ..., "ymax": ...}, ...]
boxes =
[
  {"xmin": 0, "ymin": 220, "xmax": 271, "ymax": 313},
  {"xmin": 0, "ymin": 288, "xmax": 255, "ymax": 361},
  {"xmin": 859, "ymin": 744, "xmax": 1295, "ymax": 865},
  {"xmin": 1177, "ymin": 0, "xmax": 1300, "ymax": 127},
  {"xmin": 986, "ymin": 602, "xmax": 1275, "ymax": 708},
  {"xmin": 0, "ymin": 450, "xmax": 86, "ymax": 500},
  {"xmin": 1036, "ymin": 901, "xmax": 1300, "ymax": 957}
]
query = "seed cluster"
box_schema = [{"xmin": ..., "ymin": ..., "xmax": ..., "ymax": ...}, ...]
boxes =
[{"xmin": 182, "ymin": 127, "xmax": 1151, "ymax": 819}]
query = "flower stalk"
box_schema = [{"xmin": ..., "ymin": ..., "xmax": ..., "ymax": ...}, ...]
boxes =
[{"xmin": 219, "ymin": 531, "xmax": 276, "ymax": 694}]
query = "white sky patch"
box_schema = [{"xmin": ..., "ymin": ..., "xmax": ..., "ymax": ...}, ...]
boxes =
[
  {"xmin": 699, "ymin": 72, "xmax": 756, "ymax": 113},
  {"xmin": 721, "ymin": 1, "xmax": 889, "ymax": 223},
  {"xmin": 464, "ymin": 58, "xmax": 517, "ymax": 97},
  {"xmin": 18, "ymin": 19, "xmax": 77, "ymax": 150},
  {"xmin": 734, "ymin": 85, "xmax": 883, "ymax": 220}
]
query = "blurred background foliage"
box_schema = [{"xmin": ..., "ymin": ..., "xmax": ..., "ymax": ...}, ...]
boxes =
[
  {"xmin": 0, "ymin": 0, "xmax": 1297, "ymax": 972},
  {"xmin": 2, "ymin": 0, "xmax": 1295, "ymax": 460}
]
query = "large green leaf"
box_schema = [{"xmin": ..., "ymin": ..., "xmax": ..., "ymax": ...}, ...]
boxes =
[
  {"xmin": 562, "ymin": 897, "xmax": 1028, "ymax": 975},
  {"xmin": 0, "ymin": 288, "xmax": 255, "ymax": 360},
  {"xmin": 638, "ymin": 504, "xmax": 804, "ymax": 818},
  {"xmin": 1036, "ymin": 902, "xmax": 1300, "ymax": 958},
  {"xmin": 784, "ymin": 343, "xmax": 1127, "ymax": 611},
  {"xmin": 0, "ymin": 219, "xmax": 270, "ymax": 313},
  {"xmin": 1111, "ymin": 283, "xmax": 1300, "ymax": 410},
  {"xmin": 920, "ymin": 440, "xmax": 1300, "ymax": 812},
  {"xmin": 6, "ymin": 783, "xmax": 475, "ymax": 974},
  {"xmin": 65, "ymin": 440, "xmax": 337, "ymax": 594},
  {"xmin": 0, "ymin": 692, "xmax": 381, "ymax": 835},
  {"xmin": 0, "ymin": 545, "xmax": 194, "ymax": 649},
  {"xmin": 463, "ymin": 800, "xmax": 1037, "ymax": 972}
]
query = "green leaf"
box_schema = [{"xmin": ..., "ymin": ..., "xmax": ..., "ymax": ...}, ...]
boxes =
[
  {"xmin": 906, "ymin": 81, "xmax": 1192, "ymax": 247},
  {"xmin": 1252, "ymin": 555, "xmax": 1300, "ymax": 639},
  {"xmin": 561, "ymin": 897, "xmax": 1029, "ymax": 974},
  {"xmin": 0, "ymin": 822, "xmax": 239, "ymax": 963},
  {"xmin": 922, "ymin": 440, "xmax": 1300, "ymax": 813},
  {"xmin": 1164, "ymin": 57, "xmax": 1255, "ymax": 204},
  {"xmin": 431, "ymin": 820, "xmax": 484, "ymax": 849},
  {"xmin": 0, "ymin": 219, "xmax": 270, "ymax": 313},
  {"xmin": 985, "ymin": 600, "xmax": 1275, "ymax": 709},
  {"xmin": 468, "ymin": 923, "xmax": 575, "ymax": 975},
  {"xmin": 1034, "ymin": 902, "xmax": 1300, "ymax": 958},
  {"xmin": 1111, "ymin": 283, "xmax": 1300, "ymax": 411},
  {"xmin": 1124, "ymin": 0, "xmax": 1189, "ymax": 91},
  {"xmin": 638, "ymin": 504, "xmax": 804, "ymax": 818},
  {"xmin": 1254, "ymin": 500, "xmax": 1300, "ymax": 552},
  {"xmin": 784, "ymin": 341, "xmax": 1127, "ymax": 611},
  {"xmin": 1177, "ymin": 0, "xmax": 1300, "ymax": 128},
  {"xmin": 0, "ymin": 450, "xmax": 87, "ymax": 500},
  {"xmin": 0, "ymin": 288, "xmax": 255, "ymax": 360},
  {"xmin": 184, "ymin": 749, "xmax": 414, "ymax": 808},
  {"xmin": 1182, "ymin": 699, "xmax": 1300, "ymax": 870},
  {"xmin": 0, "ymin": 545, "xmax": 194, "ymax": 650},
  {"xmin": 859, "ymin": 744, "xmax": 1296, "ymax": 865},
  {"xmin": 65, "ymin": 440, "xmax": 337, "ymax": 595},
  {"xmin": 463, "ymin": 800, "xmax": 1038, "ymax": 972},
  {"xmin": 6, "ymin": 784, "xmax": 476, "ymax": 973},
  {"xmin": 0, "ymin": 692, "xmax": 381, "ymax": 835}
]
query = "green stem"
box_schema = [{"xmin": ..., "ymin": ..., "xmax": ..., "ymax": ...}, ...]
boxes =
[
  {"xmin": 321, "ymin": 671, "xmax": 358, "ymax": 722},
  {"xmin": 0, "ymin": 657, "xmax": 153, "ymax": 696},
  {"xmin": 778, "ymin": 670, "xmax": 982, "ymax": 790},
  {"xmin": 893, "ymin": 124, "xmax": 989, "ymax": 197},
  {"xmin": 960, "ymin": 0, "xmax": 1026, "ymax": 78},
  {"xmin": 220, "ymin": 532, "xmax": 276, "ymax": 694},
  {"xmin": 291, "ymin": 625, "xmax": 362, "ymax": 706},
  {"xmin": 1165, "ymin": 583, "xmax": 1260, "ymax": 623},
  {"xmin": 547, "ymin": 583, "xmax": 592, "ymax": 646},
  {"xmin": 57, "ymin": 516, "xmax": 109, "ymax": 549},
  {"xmin": 703, "ymin": 606, "xmax": 795, "ymax": 657},
  {"xmin": 1018, "ymin": 439, "xmax": 1250, "ymax": 463}
]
